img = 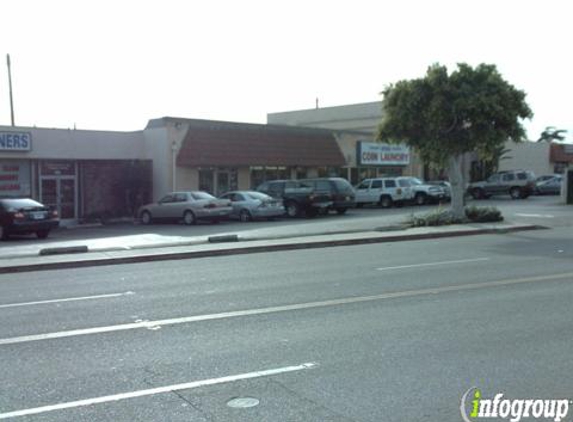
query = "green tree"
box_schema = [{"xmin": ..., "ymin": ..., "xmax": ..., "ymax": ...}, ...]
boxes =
[
  {"xmin": 537, "ymin": 126, "xmax": 567, "ymax": 143},
  {"xmin": 377, "ymin": 63, "xmax": 532, "ymax": 218}
]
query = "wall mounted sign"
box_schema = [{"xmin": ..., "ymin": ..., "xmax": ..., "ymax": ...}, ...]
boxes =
[
  {"xmin": 0, "ymin": 132, "xmax": 32, "ymax": 152},
  {"xmin": 357, "ymin": 141, "xmax": 410, "ymax": 166}
]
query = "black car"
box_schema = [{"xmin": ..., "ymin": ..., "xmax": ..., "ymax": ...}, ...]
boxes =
[
  {"xmin": 0, "ymin": 198, "xmax": 60, "ymax": 239},
  {"xmin": 256, "ymin": 177, "xmax": 355, "ymax": 217}
]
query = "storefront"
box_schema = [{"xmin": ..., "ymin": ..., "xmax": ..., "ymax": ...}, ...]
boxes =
[
  {"xmin": 1, "ymin": 117, "xmax": 354, "ymax": 221},
  {"xmin": 0, "ymin": 127, "xmax": 152, "ymax": 222},
  {"xmin": 167, "ymin": 118, "xmax": 347, "ymax": 195}
]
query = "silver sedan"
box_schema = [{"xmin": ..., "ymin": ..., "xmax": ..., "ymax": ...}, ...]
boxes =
[
  {"xmin": 138, "ymin": 191, "xmax": 232, "ymax": 225},
  {"xmin": 219, "ymin": 191, "xmax": 284, "ymax": 222}
]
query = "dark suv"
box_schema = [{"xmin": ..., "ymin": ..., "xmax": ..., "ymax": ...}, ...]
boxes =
[
  {"xmin": 256, "ymin": 178, "xmax": 355, "ymax": 217},
  {"xmin": 468, "ymin": 170, "xmax": 536, "ymax": 199}
]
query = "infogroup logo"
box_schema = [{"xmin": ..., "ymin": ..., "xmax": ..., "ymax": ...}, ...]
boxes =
[{"xmin": 460, "ymin": 387, "xmax": 570, "ymax": 422}]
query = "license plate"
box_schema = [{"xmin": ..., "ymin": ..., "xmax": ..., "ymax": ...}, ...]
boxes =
[{"xmin": 31, "ymin": 212, "xmax": 46, "ymax": 220}]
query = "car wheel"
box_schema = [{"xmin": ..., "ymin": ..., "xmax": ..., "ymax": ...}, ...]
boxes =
[
  {"xmin": 379, "ymin": 196, "xmax": 393, "ymax": 208},
  {"xmin": 285, "ymin": 201, "xmax": 300, "ymax": 218},
  {"xmin": 141, "ymin": 211, "xmax": 152, "ymax": 225},
  {"xmin": 414, "ymin": 193, "xmax": 427, "ymax": 206},
  {"xmin": 183, "ymin": 210, "xmax": 196, "ymax": 225},
  {"xmin": 509, "ymin": 187, "xmax": 522, "ymax": 200},
  {"xmin": 336, "ymin": 207, "xmax": 347, "ymax": 215},
  {"xmin": 36, "ymin": 230, "xmax": 50, "ymax": 239},
  {"xmin": 239, "ymin": 209, "xmax": 252, "ymax": 222}
]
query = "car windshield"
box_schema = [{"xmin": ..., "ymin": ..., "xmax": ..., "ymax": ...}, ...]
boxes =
[
  {"xmin": 332, "ymin": 179, "xmax": 354, "ymax": 193},
  {"xmin": 191, "ymin": 192, "xmax": 216, "ymax": 200},
  {"xmin": 0, "ymin": 198, "xmax": 45, "ymax": 210},
  {"xmin": 246, "ymin": 192, "xmax": 271, "ymax": 201},
  {"xmin": 408, "ymin": 178, "xmax": 423, "ymax": 185}
]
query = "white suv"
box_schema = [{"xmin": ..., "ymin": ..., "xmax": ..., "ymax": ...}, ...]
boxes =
[
  {"xmin": 397, "ymin": 177, "xmax": 447, "ymax": 205},
  {"xmin": 355, "ymin": 178, "xmax": 412, "ymax": 208}
]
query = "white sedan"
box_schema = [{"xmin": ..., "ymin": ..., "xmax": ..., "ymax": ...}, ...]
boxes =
[{"xmin": 138, "ymin": 191, "xmax": 232, "ymax": 225}]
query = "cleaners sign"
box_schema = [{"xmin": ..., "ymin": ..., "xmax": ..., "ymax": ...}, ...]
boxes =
[
  {"xmin": 0, "ymin": 131, "xmax": 32, "ymax": 152},
  {"xmin": 357, "ymin": 141, "xmax": 410, "ymax": 166}
]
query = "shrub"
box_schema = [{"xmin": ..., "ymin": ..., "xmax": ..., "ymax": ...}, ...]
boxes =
[
  {"xmin": 405, "ymin": 208, "xmax": 467, "ymax": 227},
  {"xmin": 405, "ymin": 205, "xmax": 504, "ymax": 227},
  {"xmin": 465, "ymin": 206, "xmax": 504, "ymax": 223}
]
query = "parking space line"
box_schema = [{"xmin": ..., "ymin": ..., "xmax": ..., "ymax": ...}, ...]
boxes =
[
  {"xmin": 0, "ymin": 362, "xmax": 317, "ymax": 419},
  {"xmin": 376, "ymin": 258, "xmax": 489, "ymax": 271},
  {"xmin": 515, "ymin": 213, "xmax": 555, "ymax": 218},
  {"xmin": 0, "ymin": 291, "xmax": 135, "ymax": 310}
]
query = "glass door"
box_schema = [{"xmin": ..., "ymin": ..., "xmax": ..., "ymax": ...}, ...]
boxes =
[
  {"xmin": 40, "ymin": 177, "xmax": 76, "ymax": 219},
  {"xmin": 216, "ymin": 171, "xmax": 229, "ymax": 196},
  {"xmin": 60, "ymin": 178, "xmax": 76, "ymax": 219},
  {"xmin": 40, "ymin": 179, "xmax": 57, "ymax": 210}
]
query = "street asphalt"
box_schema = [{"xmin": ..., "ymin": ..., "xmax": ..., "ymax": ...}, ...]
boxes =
[{"xmin": 0, "ymin": 223, "xmax": 572, "ymax": 421}]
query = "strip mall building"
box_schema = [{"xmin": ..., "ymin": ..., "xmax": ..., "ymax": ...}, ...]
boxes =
[{"xmin": 0, "ymin": 110, "xmax": 417, "ymax": 222}]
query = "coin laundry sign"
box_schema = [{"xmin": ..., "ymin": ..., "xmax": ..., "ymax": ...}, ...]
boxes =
[
  {"xmin": 357, "ymin": 141, "xmax": 410, "ymax": 166},
  {"xmin": 0, "ymin": 131, "xmax": 32, "ymax": 151}
]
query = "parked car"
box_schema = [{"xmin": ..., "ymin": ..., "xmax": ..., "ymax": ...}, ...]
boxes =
[
  {"xmin": 355, "ymin": 177, "xmax": 411, "ymax": 208},
  {"xmin": 535, "ymin": 175, "xmax": 563, "ymax": 195},
  {"xmin": 468, "ymin": 170, "xmax": 536, "ymax": 199},
  {"xmin": 219, "ymin": 191, "xmax": 284, "ymax": 222},
  {"xmin": 397, "ymin": 177, "xmax": 447, "ymax": 205},
  {"xmin": 138, "ymin": 191, "xmax": 232, "ymax": 225},
  {"xmin": 0, "ymin": 198, "xmax": 60, "ymax": 239},
  {"xmin": 426, "ymin": 181, "xmax": 452, "ymax": 200},
  {"xmin": 536, "ymin": 174, "xmax": 561, "ymax": 184},
  {"xmin": 256, "ymin": 178, "xmax": 355, "ymax": 217},
  {"xmin": 303, "ymin": 178, "xmax": 356, "ymax": 215}
]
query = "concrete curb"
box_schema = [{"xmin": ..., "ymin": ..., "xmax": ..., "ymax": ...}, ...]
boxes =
[
  {"xmin": 0, "ymin": 224, "xmax": 545, "ymax": 275},
  {"xmin": 39, "ymin": 246, "xmax": 89, "ymax": 256}
]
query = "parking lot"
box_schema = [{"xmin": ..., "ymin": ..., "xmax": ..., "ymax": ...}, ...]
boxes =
[{"xmin": 0, "ymin": 195, "xmax": 569, "ymax": 258}]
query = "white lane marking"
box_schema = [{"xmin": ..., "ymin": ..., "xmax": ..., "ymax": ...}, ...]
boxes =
[
  {"xmin": 376, "ymin": 258, "xmax": 489, "ymax": 271},
  {"xmin": 0, "ymin": 291, "xmax": 135, "ymax": 310},
  {"xmin": 0, "ymin": 362, "xmax": 316, "ymax": 420},
  {"xmin": 1, "ymin": 271, "xmax": 573, "ymax": 347},
  {"xmin": 515, "ymin": 213, "xmax": 554, "ymax": 218}
]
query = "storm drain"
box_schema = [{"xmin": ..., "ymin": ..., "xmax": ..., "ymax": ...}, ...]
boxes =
[{"xmin": 226, "ymin": 397, "xmax": 260, "ymax": 408}]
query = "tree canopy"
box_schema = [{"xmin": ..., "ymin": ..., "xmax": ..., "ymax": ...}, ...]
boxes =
[
  {"xmin": 377, "ymin": 63, "xmax": 533, "ymax": 168},
  {"xmin": 537, "ymin": 126, "xmax": 567, "ymax": 143},
  {"xmin": 377, "ymin": 63, "xmax": 533, "ymax": 218}
]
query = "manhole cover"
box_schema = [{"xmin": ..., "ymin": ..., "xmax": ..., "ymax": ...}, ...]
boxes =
[{"xmin": 226, "ymin": 397, "xmax": 260, "ymax": 408}]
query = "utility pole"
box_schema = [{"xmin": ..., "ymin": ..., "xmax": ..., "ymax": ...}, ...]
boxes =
[{"xmin": 7, "ymin": 54, "xmax": 15, "ymax": 126}]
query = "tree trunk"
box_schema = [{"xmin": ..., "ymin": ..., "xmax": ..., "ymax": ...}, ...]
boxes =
[{"xmin": 447, "ymin": 154, "xmax": 465, "ymax": 220}]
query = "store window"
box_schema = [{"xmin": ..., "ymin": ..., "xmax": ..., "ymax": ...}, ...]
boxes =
[
  {"xmin": 250, "ymin": 166, "xmax": 292, "ymax": 189},
  {"xmin": 0, "ymin": 160, "xmax": 31, "ymax": 197},
  {"xmin": 199, "ymin": 169, "xmax": 214, "ymax": 193}
]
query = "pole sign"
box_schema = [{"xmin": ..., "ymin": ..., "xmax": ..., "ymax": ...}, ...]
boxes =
[
  {"xmin": 0, "ymin": 131, "xmax": 32, "ymax": 152},
  {"xmin": 357, "ymin": 141, "xmax": 410, "ymax": 166}
]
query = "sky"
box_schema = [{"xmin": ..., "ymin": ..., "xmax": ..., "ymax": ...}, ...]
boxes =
[{"xmin": 0, "ymin": 0, "xmax": 571, "ymax": 141}]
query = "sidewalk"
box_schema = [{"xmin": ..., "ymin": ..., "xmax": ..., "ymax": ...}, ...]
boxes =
[{"xmin": 0, "ymin": 221, "xmax": 544, "ymax": 274}]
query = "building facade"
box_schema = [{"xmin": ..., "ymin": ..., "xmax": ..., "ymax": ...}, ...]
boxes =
[
  {"xmin": 267, "ymin": 101, "xmax": 424, "ymax": 184},
  {"xmin": 0, "ymin": 118, "xmax": 354, "ymax": 221},
  {"xmin": 0, "ymin": 127, "xmax": 152, "ymax": 221},
  {"xmin": 497, "ymin": 141, "xmax": 573, "ymax": 177}
]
